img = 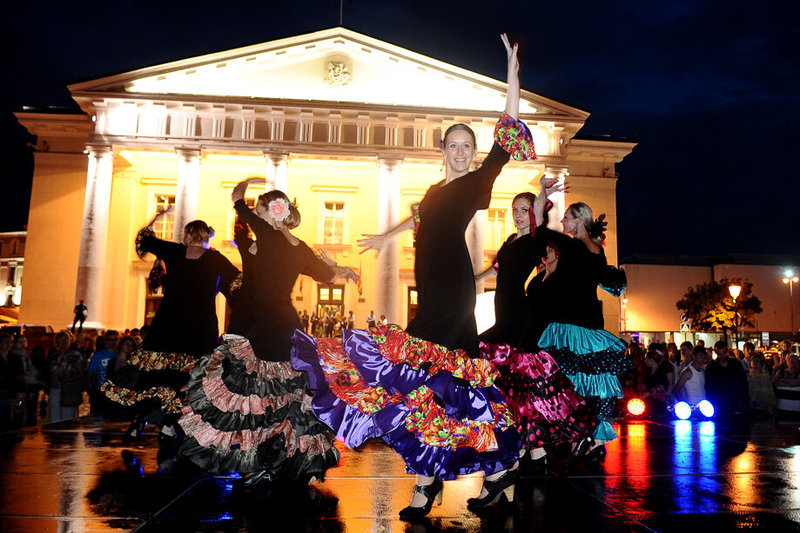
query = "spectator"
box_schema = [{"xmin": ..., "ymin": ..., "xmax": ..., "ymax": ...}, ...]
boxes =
[
  {"xmin": 347, "ymin": 310, "xmax": 355, "ymax": 330},
  {"xmin": 674, "ymin": 346, "xmax": 708, "ymax": 405},
  {"xmin": 72, "ymin": 300, "xmax": 88, "ymax": 333},
  {"xmin": 748, "ymin": 354, "xmax": 776, "ymax": 415},
  {"xmin": 678, "ymin": 341, "xmax": 693, "ymax": 373},
  {"xmin": 620, "ymin": 341, "xmax": 646, "ymax": 396},
  {"xmin": 380, "ymin": 314, "xmax": 388, "ymax": 326},
  {"xmin": 773, "ymin": 350, "xmax": 791, "ymax": 379},
  {"xmin": 10, "ymin": 335, "xmax": 40, "ymax": 426},
  {"xmin": 49, "ymin": 331, "xmax": 86, "ymax": 422},
  {"xmin": 642, "ymin": 342, "xmax": 674, "ymax": 414},
  {"xmin": 0, "ymin": 333, "xmax": 19, "ymax": 428},
  {"xmin": 705, "ymin": 340, "xmax": 749, "ymax": 416},
  {"xmin": 310, "ymin": 312, "xmax": 319, "ymax": 337},
  {"xmin": 733, "ymin": 348, "xmax": 749, "ymax": 373},
  {"xmin": 367, "ymin": 310, "xmax": 376, "ymax": 329},
  {"xmin": 301, "ymin": 310, "xmax": 310, "ymax": 334},
  {"xmin": 87, "ymin": 330, "xmax": 119, "ymax": 413},
  {"xmin": 741, "ymin": 342, "xmax": 756, "ymax": 373},
  {"xmin": 773, "ymin": 354, "xmax": 800, "ymax": 387}
]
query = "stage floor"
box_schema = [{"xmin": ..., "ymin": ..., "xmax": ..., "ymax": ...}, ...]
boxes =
[{"xmin": 2, "ymin": 415, "xmax": 800, "ymax": 532}]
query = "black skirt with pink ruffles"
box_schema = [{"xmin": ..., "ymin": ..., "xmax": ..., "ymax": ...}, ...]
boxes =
[
  {"xmin": 480, "ymin": 341, "xmax": 598, "ymax": 452},
  {"xmin": 177, "ymin": 334, "xmax": 340, "ymax": 480}
]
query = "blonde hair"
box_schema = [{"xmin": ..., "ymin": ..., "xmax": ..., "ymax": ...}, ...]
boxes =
[
  {"xmin": 566, "ymin": 202, "xmax": 607, "ymax": 242},
  {"xmin": 257, "ymin": 190, "xmax": 301, "ymax": 229},
  {"xmin": 184, "ymin": 220, "xmax": 215, "ymax": 244}
]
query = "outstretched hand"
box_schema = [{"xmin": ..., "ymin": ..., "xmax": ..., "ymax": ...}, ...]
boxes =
[
  {"xmin": 337, "ymin": 266, "xmax": 359, "ymax": 283},
  {"xmin": 357, "ymin": 233, "xmax": 388, "ymax": 254},
  {"xmin": 232, "ymin": 177, "xmax": 267, "ymax": 203},
  {"xmin": 540, "ymin": 176, "xmax": 568, "ymax": 197},
  {"xmin": 501, "ymin": 33, "xmax": 519, "ymax": 76}
]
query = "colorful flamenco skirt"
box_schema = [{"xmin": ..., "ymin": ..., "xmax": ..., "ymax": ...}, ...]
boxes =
[
  {"xmin": 480, "ymin": 342, "xmax": 598, "ymax": 451},
  {"xmin": 290, "ymin": 325, "xmax": 519, "ymax": 480},
  {"xmin": 177, "ymin": 335, "xmax": 340, "ymax": 480},
  {"xmin": 537, "ymin": 323, "xmax": 629, "ymax": 442},
  {"xmin": 101, "ymin": 347, "xmax": 197, "ymax": 427}
]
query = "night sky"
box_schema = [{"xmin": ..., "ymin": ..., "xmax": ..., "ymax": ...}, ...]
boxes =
[{"xmin": 3, "ymin": 1, "xmax": 798, "ymax": 260}]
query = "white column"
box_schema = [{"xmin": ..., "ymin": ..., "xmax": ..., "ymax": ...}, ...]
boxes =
[
  {"xmin": 545, "ymin": 166, "xmax": 569, "ymax": 231},
  {"xmin": 174, "ymin": 148, "xmax": 201, "ymax": 243},
  {"xmin": 265, "ymin": 152, "xmax": 289, "ymax": 192},
  {"xmin": 376, "ymin": 157, "xmax": 402, "ymax": 323},
  {"xmin": 467, "ymin": 213, "xmax": 486, "ymax": 294},
  {"xmin": 75, "ymin": 144, "xmax": 113, "ymax": 327}
]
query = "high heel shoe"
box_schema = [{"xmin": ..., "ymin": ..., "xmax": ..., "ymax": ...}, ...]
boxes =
[
  {"xmin": 123, "ymin": 418, "xmax": 145, "ymax": 442},
  {"xmin": 572, "ymin": 436, "xmax": 595, "ymax": 457},
  {"xmin": 519, "ymin": 454, "xmax": 548, "ymax": 476},
  {"xmin": 242, "ymin": 469, "xmax": 272, "ymax": 487},
  {"xmin": 398, "ymin": 478, "xmax": 443, "ymax": 520},
  {"xmin": 466, "ymin": 469, "xmax": 518, "ymax": 510}
]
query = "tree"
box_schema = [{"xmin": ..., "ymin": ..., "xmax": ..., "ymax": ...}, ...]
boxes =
[{"xmin": 676, "ymin": 278, "xmax": 762, "ymax": 336}]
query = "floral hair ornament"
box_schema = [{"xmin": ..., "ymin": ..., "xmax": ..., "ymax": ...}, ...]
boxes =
[{"xmin": 268, "ymin": 197, "xmax": 291, "ymax": 223}]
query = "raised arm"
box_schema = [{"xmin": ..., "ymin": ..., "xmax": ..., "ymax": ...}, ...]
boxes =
[
  {"xmin": 357, "ymin": 217, "xmax": 414, "ymax": 254},
  {"xmin": 145, "ymin": 205, "xmax": 172, "ymax": 229},
  {"xmin": 501, "ymin": 33, "xmax": 520, "ymax": 120},
  {"xmin": 231, "ymin": 177, "xmax": 266, "ymax": 204}
]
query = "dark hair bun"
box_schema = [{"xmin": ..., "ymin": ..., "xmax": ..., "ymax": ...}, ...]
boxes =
[{"xmin": 589, "ymin": 213, "xmax": 607, "ymax": 240}]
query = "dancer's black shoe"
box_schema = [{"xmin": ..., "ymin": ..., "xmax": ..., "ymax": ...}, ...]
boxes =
[
  {"xmin": 398, "ymin": 478, "xmax": 443, "ymax": 520},
  {"xmin": 466, "ymin": 469, "xmax": 518, "ymax": 510},
  {"xmin": 242, "ymin": 469, "xmax": 272, "ymax": 487}
]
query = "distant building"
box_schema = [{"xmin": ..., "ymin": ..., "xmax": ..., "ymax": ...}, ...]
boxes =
[
  {"xmin": 621, "ymin": 254, "xmax": 800, "ymax": 347},
  {"xmin": 15, "ymin": 28, "xmax": 634, "ymax": 331},
  {"xmin": 0, "ymin": 231, "xmax": 25, "ymax": 322}
]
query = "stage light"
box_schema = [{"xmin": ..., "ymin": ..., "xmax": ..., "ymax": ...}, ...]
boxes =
[
  {"xmin": 674, "ymin": 401, "xmax": 692, "ymax": 420},
  {"xmin": 627, "ymin": 398, "xmax": 646, "ymax": 416},
  {"xmin": 697, "ymin": 399, "xmax": 715, "ymax": 418}
]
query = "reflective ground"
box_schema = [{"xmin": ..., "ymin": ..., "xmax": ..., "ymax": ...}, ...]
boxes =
[{"xmin": 2, "ymin": 416, "xmax": 800, "ymax": 532}]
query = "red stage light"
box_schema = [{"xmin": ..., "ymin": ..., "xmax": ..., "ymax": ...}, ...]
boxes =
[{"xmin": 627, "ymin": 398, "xmax": 646, "ymax": 416}]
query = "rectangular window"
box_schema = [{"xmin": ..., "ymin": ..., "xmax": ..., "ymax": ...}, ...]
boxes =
[
  {"xmin": 323, "ymin": 201, "xmax": 345, "ymax": 244},
  {"xmin": 154, "ymin": 195, "xmax": 176, "ymax": 240},
  {"xmin": 487, "ymin": 208, "xmax": 506, "ymax": 251}
]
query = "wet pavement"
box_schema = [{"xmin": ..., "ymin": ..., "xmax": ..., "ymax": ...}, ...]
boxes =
[{"xmin": 2, "ymin": 415, "xmax": 800, "ymax": 532}]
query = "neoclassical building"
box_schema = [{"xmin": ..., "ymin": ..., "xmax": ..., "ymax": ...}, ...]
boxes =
[{"xmin": 16, "ymin": 27, "xmax": 635, "ymax": 332}]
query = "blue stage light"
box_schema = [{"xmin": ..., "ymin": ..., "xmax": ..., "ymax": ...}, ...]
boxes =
[
  {"xmin": 697, "ymin": 399, "xmax": 715, "ymax": 418},
  {"xmin": 674, "ymin": 401, "xmax": 692, "ymax": 420}
]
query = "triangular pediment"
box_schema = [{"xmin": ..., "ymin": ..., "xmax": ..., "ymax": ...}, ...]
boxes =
[{"xmin": 69, "ymin": 28, "xmax": 586, "ymax": 120}]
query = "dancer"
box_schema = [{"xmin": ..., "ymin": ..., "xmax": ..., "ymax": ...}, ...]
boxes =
[
  {"xmin": 525, "ymin": 202, "xmax": 629, "ymax": 458},
  {"xmin": 178, "ymin": 178, "xmax": 358, "ymax": 486},
  {"xmin": 102, "ymin": 209, "xmax": 241, "ymax": 450},
  {"xmin": 293, "ymin": 34, "xmax": 533, "ymax": 519},
  {"xmin": 477, "ymin": 185, "xmax": 597, "ymax": 475}
]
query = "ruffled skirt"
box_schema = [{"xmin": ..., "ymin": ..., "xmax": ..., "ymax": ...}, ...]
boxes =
[
  {"xmin": 480, "ymin": 341, "xmax": 597, "ymax": 451},
  {"xmin": 290, "ymin": 325, "xmax": 519, "ymax": 480},
  {"xmin": 537, "ymin": 323, "xmax": 629, "ymax": 442},
  {"xmin": 177, "ymin": 335, "xmax": 340, "ymax": 479},
  {"xmin": 101, "ymin": 347, "xmax": 197, "ymax": 427}
]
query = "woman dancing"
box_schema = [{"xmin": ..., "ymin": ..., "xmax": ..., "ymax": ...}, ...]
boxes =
[
  {"xmin": 292, "ymin": 34, "xmax": 533, "ymax": 519},
  {"xmin": 525, "ymin": 202, "xmax": 628, "ymax": 458},
  {"xmin": 102, "ymin": 209, "xmax": 241, "ymax": 447},
  {"xmin": 178, "ymin": 178, "xmax": 358, "ymax": 486},
  {"xmin": 477, "ymin": 185, "xmax": 597, "ymax": 474}
]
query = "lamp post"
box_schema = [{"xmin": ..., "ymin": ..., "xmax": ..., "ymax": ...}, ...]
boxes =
[
  {"xmin": 783, "ymin": 270, "xmax": 799, "ymax": 335},
  {"xmin": 729, "ymin": 284, "xmax": 741, "ymax": 348}
]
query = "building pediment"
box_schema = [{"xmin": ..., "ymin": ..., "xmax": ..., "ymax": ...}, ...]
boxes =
[{"xmin": 69, "ymin": 27, "xmax": 586, "ymax": 121}]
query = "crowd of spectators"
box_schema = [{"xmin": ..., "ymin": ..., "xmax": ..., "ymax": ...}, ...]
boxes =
[
  {"xmin": 622, "ymin": 338, "xmax": 798, "ymax": 418},
  {"xmin": 0, "ymin": 326, "xmax": 148, "ymax": 430}
]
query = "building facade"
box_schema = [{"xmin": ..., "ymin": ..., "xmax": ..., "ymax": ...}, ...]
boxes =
[
  {"xmin": 621, "ymin": 255, "xmax": 800, "ymax": 347},
  {"xmin": 16, "ymin": 28, "xmax": 634, "ymax": 332}
]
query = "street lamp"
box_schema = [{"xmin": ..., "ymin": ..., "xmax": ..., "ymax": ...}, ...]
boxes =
[
  {"xmin": 729, "ymin": 284, "xmax": 741, "ymax": 347},
  {"xmin": 783, "ymin": 269, "xmax": 799, "ymax": 334}
]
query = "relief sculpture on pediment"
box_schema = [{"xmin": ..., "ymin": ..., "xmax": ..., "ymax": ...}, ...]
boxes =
[{"xmin": 325, "ymin": 60, "xmax": 352, "ymax": 87}]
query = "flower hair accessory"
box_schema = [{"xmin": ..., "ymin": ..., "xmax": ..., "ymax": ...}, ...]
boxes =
[{"xmin": 268, "ymin": 198, "xmax": 291, "ymax": 223}]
